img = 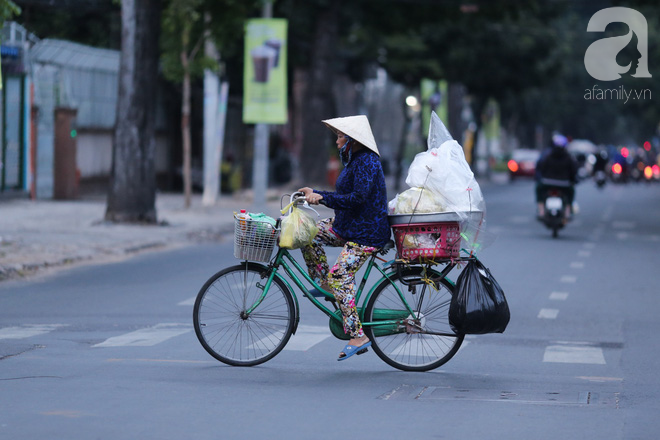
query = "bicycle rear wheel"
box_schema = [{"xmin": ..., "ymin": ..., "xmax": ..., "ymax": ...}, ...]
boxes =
[
  {"xmin": 193, "ymin": 263, "xmax": 295, "ymax": 366},
  {"xmin": 363, "ymin": 267, "xmax": 464, "ymax": 372}
]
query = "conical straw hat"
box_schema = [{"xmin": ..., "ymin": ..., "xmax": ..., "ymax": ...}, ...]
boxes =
[{"xmin": 322, "ymin": 115, "xmax": 380, "ymax": 156}]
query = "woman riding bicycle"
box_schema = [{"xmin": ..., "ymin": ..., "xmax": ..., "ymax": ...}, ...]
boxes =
[{"xmin": 298, "ymin": 115, "xmax": 391, "ymax": 361}]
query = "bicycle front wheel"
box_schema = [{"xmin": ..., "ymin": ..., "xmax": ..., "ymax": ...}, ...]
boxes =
[
  {"xmin": 363, "ymin": 267, "xmax": 464, "ymax": 372},
  {"xmin": 193, "ymin": 263, "xmax": 295, "ymax": 366}
]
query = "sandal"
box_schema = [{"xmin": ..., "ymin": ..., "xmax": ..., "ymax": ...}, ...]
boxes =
[{"xmin": 337, "ymin": 341, "xmax": 371, "ymax": 361}]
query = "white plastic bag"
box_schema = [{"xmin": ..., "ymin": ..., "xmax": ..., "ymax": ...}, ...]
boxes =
[
  {"xmin": 405, "ymin": 112, "xmax": 485, "ymax": 212},
  {"xmin": 389, "ymin": 187, "xmax": 444, "ymax": 214}
]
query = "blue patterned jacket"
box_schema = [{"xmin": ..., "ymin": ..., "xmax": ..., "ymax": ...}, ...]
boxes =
[{"xmin": 314, "ymin": 149, "xmax": 391, "ymax": 248}]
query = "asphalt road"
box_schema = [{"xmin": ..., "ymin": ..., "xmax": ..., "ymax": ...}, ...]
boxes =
[{"xmin": 1, "ymin": 179, "xmax": 659, "ymax": 440}]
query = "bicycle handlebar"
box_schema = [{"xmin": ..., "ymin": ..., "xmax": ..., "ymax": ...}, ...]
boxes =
[
  {"xmin": 290, "ymin": 191, "xmax": 326, "ymax": 207},
  {"xmin": 283, "ymin": 192, "xmax": 322, "ymax": 217}
]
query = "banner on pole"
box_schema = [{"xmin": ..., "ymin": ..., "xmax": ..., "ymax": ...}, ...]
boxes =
[{"xmin": 243, "ymin": 18, "xmax": 288, "ymax": 124}]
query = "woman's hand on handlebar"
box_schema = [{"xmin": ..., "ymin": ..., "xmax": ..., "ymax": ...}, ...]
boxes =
[{"xmin": 297, "ymin": 187, "xmax": 324, "ymax": 205}]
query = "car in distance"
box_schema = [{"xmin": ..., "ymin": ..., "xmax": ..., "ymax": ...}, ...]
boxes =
[{"xmin": 507, "ymin": 149, "xmax": 541, "ymax": 180}]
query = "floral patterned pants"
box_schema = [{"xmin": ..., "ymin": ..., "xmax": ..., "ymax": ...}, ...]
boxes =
[{"xmin": 301, "ymin": 218, "xmax": 377, "ymax": 338}]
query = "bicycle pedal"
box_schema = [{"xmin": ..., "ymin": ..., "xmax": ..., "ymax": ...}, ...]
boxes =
[{"xmin": 356, "ymin": 348, "xmax": 369, "ymax": 355}]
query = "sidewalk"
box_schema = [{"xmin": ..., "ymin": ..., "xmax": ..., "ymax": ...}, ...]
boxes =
[{"xmin": 0, "ymin": 190, "xmax": 289, "ymax": 282}]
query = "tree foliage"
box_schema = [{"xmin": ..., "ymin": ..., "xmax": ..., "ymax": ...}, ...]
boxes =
[
  {"xmin": 11, "ymin": 0, "xmax": 119, "ymax": 48},
  {"xmin": 276, "ymin": 0, "xmax": 659, "ymax": 149},
  {"xmin": 502, "ymin": 0, "xmax": 660, "ymax": 145},
  {"xmin": 160, "ymin": 0, "xmax": 259, "ymax": 206},
  {"xmin": 161, "ymin": 0, "xmax": 259, "ymax": 84},
  {"xmin": 10, "ymin": 0, "xmax": 660, "ymax": 200},
  {"xmin": 274, "ymin": 0, "xmax": 568, "ymax": 182},
  {"xmin": 0, "ymin": 0, "xmax": 20, "ymax": 24}
]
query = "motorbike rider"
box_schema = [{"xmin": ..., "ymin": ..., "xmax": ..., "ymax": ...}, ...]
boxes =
[
  {"xmin": 592, "ymin": 148, "xmax": 608, "ymax": 186},
  {"xmin": 535, "ymin": 133, "xmax": 579, "ymax": 219}
]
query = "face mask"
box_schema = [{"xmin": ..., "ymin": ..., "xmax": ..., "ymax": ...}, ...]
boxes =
[{"xmin": 340, "ymin": 135, "xmax": 353, "ymax": 166}]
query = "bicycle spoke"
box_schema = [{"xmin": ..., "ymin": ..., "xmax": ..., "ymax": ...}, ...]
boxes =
[
  {"xmin": 193, "ymin": 265, "xmax": 294, "ymax": 366},
  {"xmin": 364, "ymin": 268, "xmax": 464, "ymax": 371}
]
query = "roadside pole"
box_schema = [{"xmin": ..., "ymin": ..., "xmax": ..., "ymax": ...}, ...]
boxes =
[
  {"xmin": 202, "ymin": 64, "xmax": 220, "ymax": 206},
  {"xmin": 244, "ymin": 1, "xmax": 286, "ymax": 209},
  {"xmin": 202, "ymin": 14, "xmax": 229, "ymax": 206},
  {"xmin": 251, "ymin": 2, "xmax": 273, "ymax": 209}
]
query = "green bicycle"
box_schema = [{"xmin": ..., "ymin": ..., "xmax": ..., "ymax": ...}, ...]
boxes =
[{"xmin": 193, "ymin": 195, "xmax": 472, "ymax": 372}]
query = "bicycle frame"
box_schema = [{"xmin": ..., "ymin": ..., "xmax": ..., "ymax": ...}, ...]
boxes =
[{"xmin": 243, "ymin": 245, "xmax": 464, "ymax": 334}]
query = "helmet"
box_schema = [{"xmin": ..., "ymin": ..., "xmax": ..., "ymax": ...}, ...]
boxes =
[{"xmin": 552, "ymin": 133, "xmax": 568, "ymax": 148}]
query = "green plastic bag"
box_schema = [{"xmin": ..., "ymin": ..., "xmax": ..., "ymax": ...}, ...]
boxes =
[
  {"xmin": 249, "ymin": 212, "xmax": 277, "ymax": 235},
  {"xmin": 279, "ymin": 205, "xmax": 319, "ymax": 249}
]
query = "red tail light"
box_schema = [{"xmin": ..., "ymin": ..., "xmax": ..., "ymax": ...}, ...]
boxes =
[
  {"xmin": 612, "ymin": 163, "xmax": 623, "ymax": 174},
  {"xmin": 507, "ymin": 160, "xmax": 519, "ymax": 173}
]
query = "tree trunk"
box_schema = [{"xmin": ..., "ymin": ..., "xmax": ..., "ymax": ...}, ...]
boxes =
[
  {"xmin": 105, "ymin": 0, "xmax": 161, "ymax": 223},
  {"xmin": 299, "ymin": 3, "xmax": 340, "ymax": 187},
  {"xmin": 181, "ymin": 50, "xmax": 192, "ymax": 209}
]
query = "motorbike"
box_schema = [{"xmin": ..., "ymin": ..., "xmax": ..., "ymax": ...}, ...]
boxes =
[
  {"xmin": 591, "ymin": 150, "xmax": 608, "ymax": 189},
  {"xmin": 538, "ymin": 181, "xmax": 572, "ymax": 238}
]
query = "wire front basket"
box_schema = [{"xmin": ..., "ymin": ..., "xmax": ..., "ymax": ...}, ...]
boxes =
[{"xmin": 233, "ymin": 215, "xmax": 280, "ymax": 263}]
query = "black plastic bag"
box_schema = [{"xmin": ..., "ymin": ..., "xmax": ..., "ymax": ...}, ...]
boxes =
[{"xmin": 449, "ymin": 259, "xmax": 510, "ymax": 334}]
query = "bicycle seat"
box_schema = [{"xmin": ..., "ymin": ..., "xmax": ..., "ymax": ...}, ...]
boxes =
[{"xmin": 378, "ymin": 240, "xmax": 395, "ymax": 255}]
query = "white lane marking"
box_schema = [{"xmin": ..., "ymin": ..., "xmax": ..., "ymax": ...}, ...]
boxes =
[
  {"xmin": 570, "ymin": 262, "xmax": 585, "ymax": 269},
  {"xmin": 577, "ymin": 250, "xmax": 591, "ymax": 257},
  {"xmin": 651, "ymin": 235, "xmax": 660, "ymax": 242},
  {"xmin": 612, "ymin": 221, "xmax": 635, "ymax": 229},
  {"xmin": 284, "ymin": 325, "xmax": 331, "ymax": 351},
  {"xmin": 577, "ymin": 376, "xmax": 623, "ymax": 383},
  {"xmin": 554, "ymin": 340, "xmax": 591, "ymax": 345},
  {"xmin": 249, "ymin": 330, "xmax": 286, "ymax": 351},
  {"xmin": 178, "ymin": 297, "xmax": 196, "ymax": 306},
  {"xmin": 543, "ymin": 344, "xmax": 606, "ymax": 364},
  {"xmin": 182, "ymin": 282, "xmax": 246, "ymax": 306},
  {"xmin": 560, "ymin": 275, "xmax": 577, "ymax": 283},
  {"xmin": 549, "ymin": 292, "xmax": 569, "ymax": 301},
  {"xmin": 583, "ymin": 242, "xmax": 596, "ymax": 249},
  {"xmin": 92, "ymin": 323, "xmax": 192, "ymax": 347},
  {"xmin": 616, "ymin": 232, "xmax": 629, "ymax": 240},
  {"xmin": 538, "ymin": 309, "xmax": 559, "ymax": 319},
  {"xmin": 0, "ymin": 324, "xmax": 68, "ymax": 339},
  {"xmin": 247, "ymin": 325, "xmax": 331, "ymax": 352}
]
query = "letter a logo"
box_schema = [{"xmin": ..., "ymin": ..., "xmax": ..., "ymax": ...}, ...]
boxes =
[{"xmin": 584, "ymin": 7, "xmax": 652, "ymax": 81}]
